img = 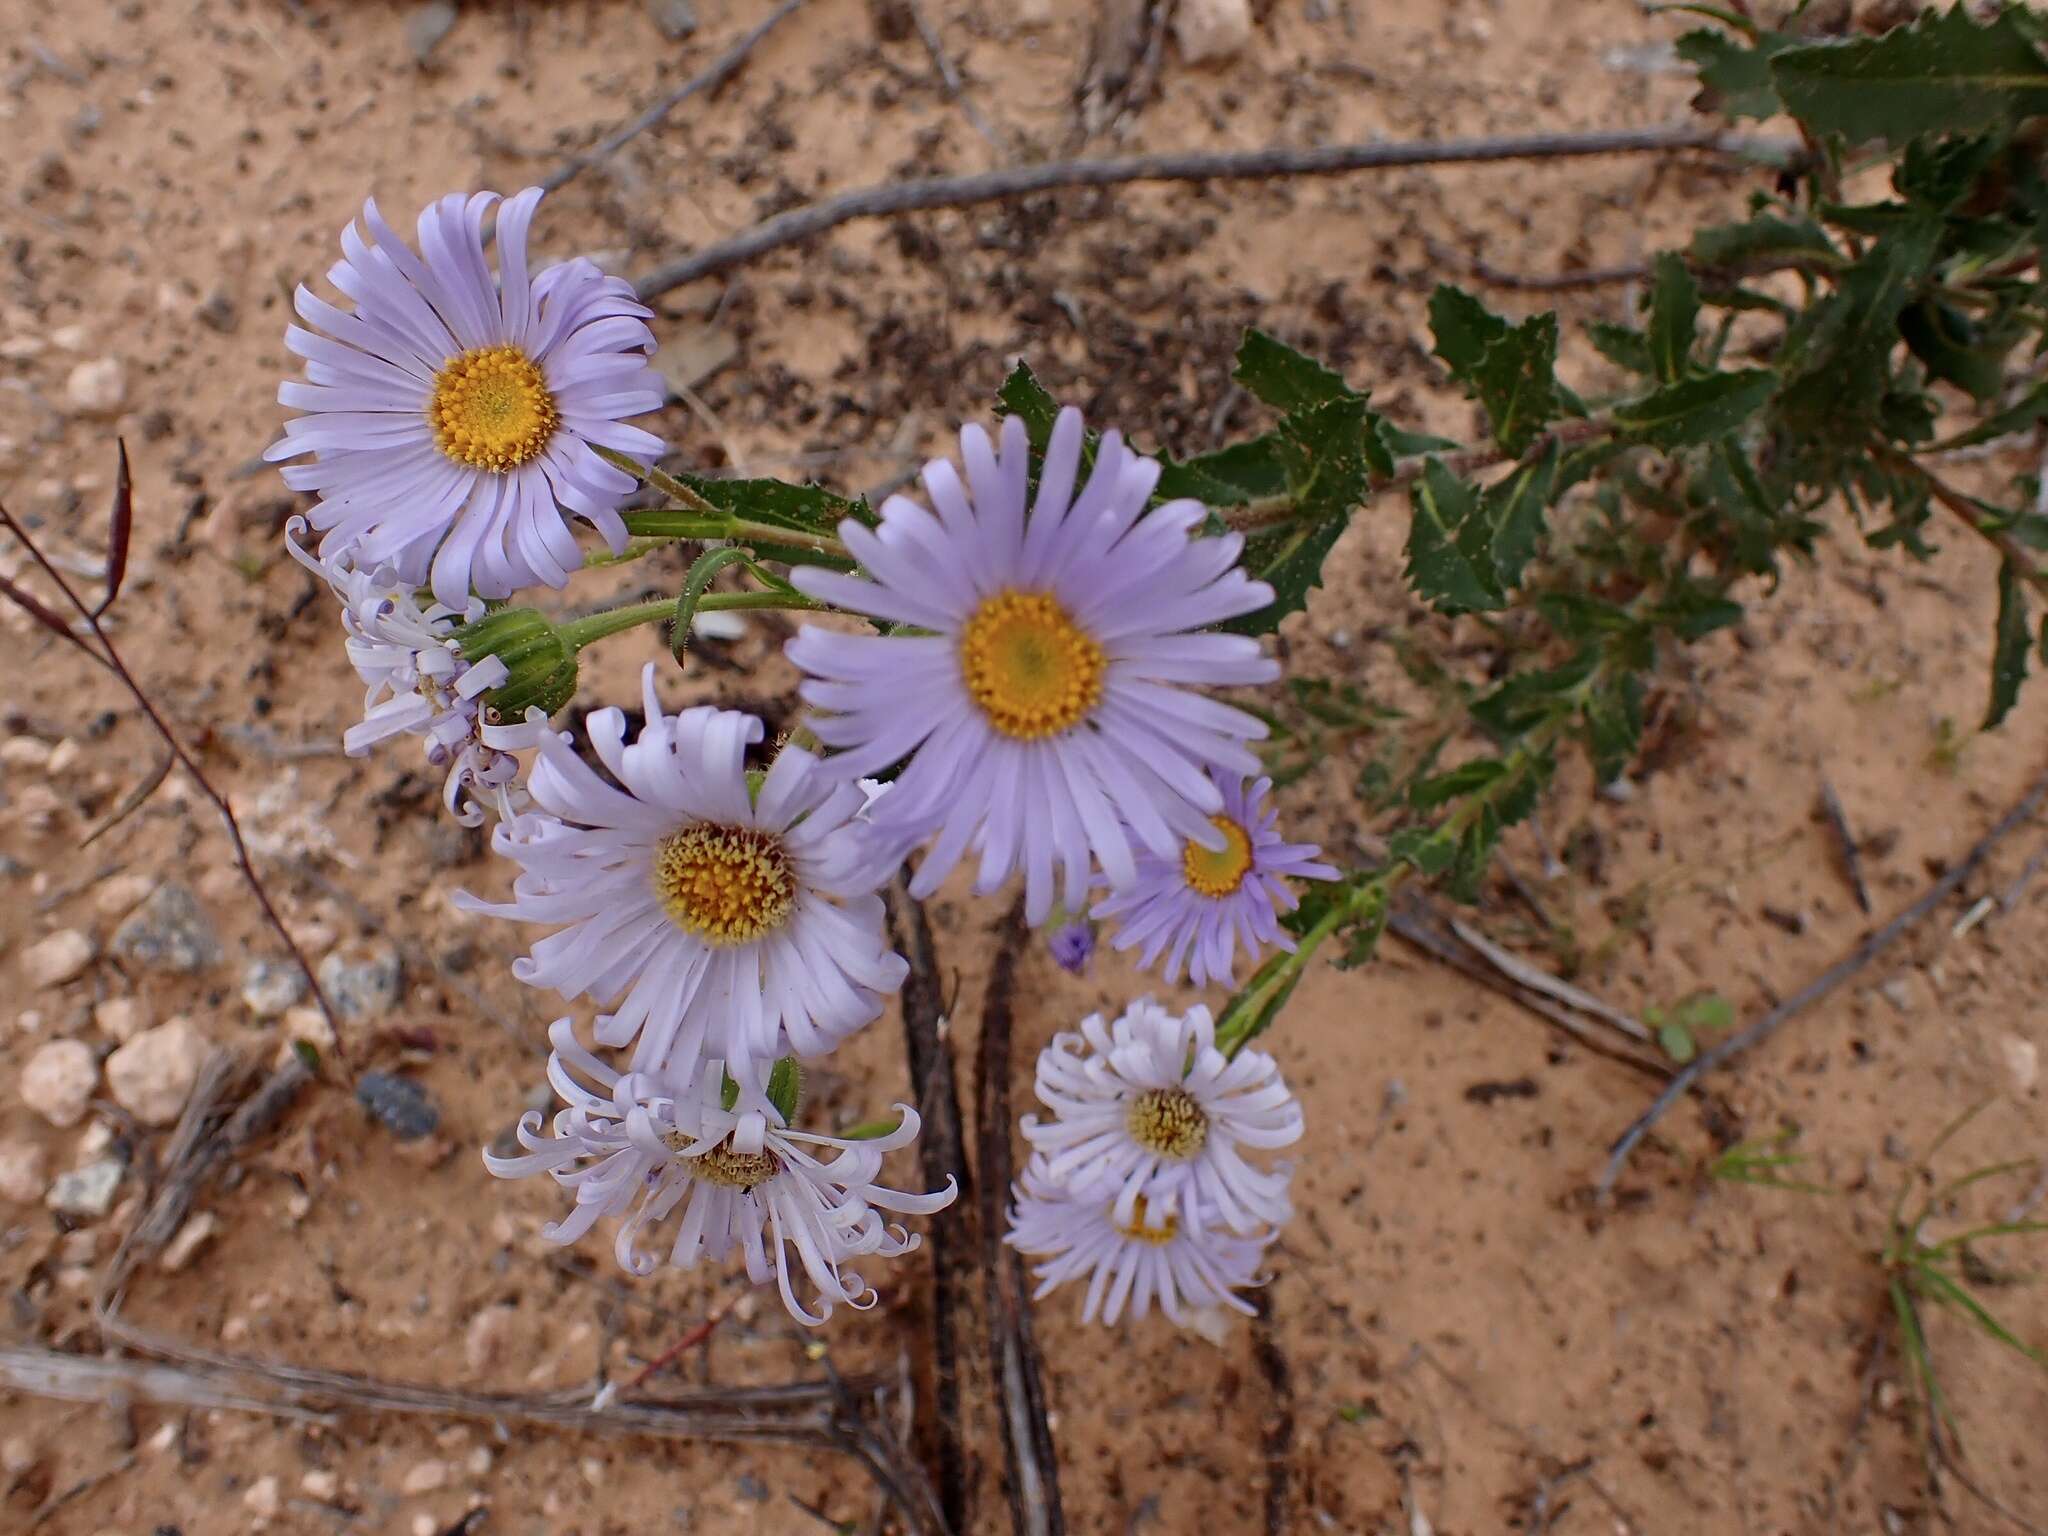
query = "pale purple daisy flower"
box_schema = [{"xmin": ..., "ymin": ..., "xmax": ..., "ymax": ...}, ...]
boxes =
[
  {"xmin": 458, "ymin": 664, "xmax": 908, "ymax": 1096},
  {"xmin": 786, "ymin": 407, "xmax": 1280, "ymax": 925},
  {"xmin": 266, "ymin": 187, "xmax": 664, "ymax": 610},
  {"xmin": 1091, "ymin": 770, "xmax": 1338, "ymax": 986},
  {"xmin": 284, "ymin": 517, "xmax": 534, "ymax": 824},
  {"xmin": 486, "ymin": 1022, "xmax": 955, "ymax": 1325},
  {"xmin": 1005, "ymin": 1153, "xmax": 1270, "ymax": 1327},
  {"xmin": 1021, "ymin": 998, "xmax": 1299, "ymax": 1236}
]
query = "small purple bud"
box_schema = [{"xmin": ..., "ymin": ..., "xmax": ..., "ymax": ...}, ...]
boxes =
[{"xmin": 1048, "ymin": 920, "xmax": 1095, "ymax": 975}]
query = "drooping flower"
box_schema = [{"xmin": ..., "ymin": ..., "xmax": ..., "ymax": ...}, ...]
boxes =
[
  {"xmin": 785, "ymin": 408, "xmax": 1280, "ymax": 925},
  {"xmin": 458, "ymin": 664, "xmax": 907, "ymax": 1095},
  {"xmin": 1021, "ymin": 998, "xmax": 1299, "ymax": 1236},
  {"xmin": 486, "ymin": 1022, "xmax": 955, "ymax": 1325},
  {"xmin": 1005, "ymin": 1153, "xmax": 1270, "ymax": 1326},
  {"xmin": 284, "ymin": 518, "xmax": 537, "ymax": 824},
  {"xmin": 1047, "ymin": 917, "xmax": 1096, "ymax": 975},
  {"xmin": 267, "ymin": 188, "xmax": 665, "ymax": 609},
  {"xmin": 1091, "ymin": 770, "xmax": 1337, "ymax": 986}
]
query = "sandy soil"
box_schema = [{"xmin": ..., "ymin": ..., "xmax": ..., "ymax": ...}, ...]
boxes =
[{"xmin": 3, "ymin": 1, "xmax": 2046, "ymax": 1532}]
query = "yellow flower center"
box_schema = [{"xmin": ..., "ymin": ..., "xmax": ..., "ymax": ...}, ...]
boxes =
[
  {"xmin": 1115, "ymin": 1194, "xmax": 1180, "ymax": 1246},
  {"xmin": 429, "ymin": 343, "xmax": 559, "ymax": 471},
  {"xmin": 674, "ymin": 1136, "xmax": 781, "ymax": 1191},
  {"xmin": 1181, "ymin": 816, "xmax": 1254, "ymax": 898},
  {"xmin": 958, "ymin": 590, "xmax": 1105, "ymax": 740},
  {"xmin": 1126, "ymin": 1087, "xmax": 1210, "ymax": 1160},
  {"xmin": 651, "ymin": 823, "xmax": 796, "ymax": 946}
]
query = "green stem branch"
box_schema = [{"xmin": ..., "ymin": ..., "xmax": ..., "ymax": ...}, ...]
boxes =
[{"xmin": 557, "ymin": 590, "xmax": 822, "ymax": 653}]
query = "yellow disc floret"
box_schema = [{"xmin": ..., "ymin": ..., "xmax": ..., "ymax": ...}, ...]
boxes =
[
  {"xmin": 1126, "ymin": 1086, "xmax": 1210, "ymax": 1161},
  {"xmin": 959, "ymin": 590, "xmax": 1106, "ymax": 740},
  {"xmin": 429, "ymin": 343, "xmax": 559, "ymax": 471},
  {"xmin": 1115, "ymin": 1194, "xmax": 1180, "ymax": 1245},
  {"xmin": 1181, "ymin": 816, "xmax": 1254, "ymax": 898},
  {"xmin": 652, "ymin": 823, "xmax": 796, "ymax": 946},
  {"xmin": 686, "ymin": 1142, "xmax": 781, "ymax": 1191}
]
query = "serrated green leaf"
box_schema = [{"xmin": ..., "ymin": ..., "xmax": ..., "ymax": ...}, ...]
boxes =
[
  {"xmin": 1899, "ymin": 131, "xmax": 2009, "ymax": 211},
  {"xmin": 1409, "ymin": 758, "xmax": 1508, "ymax": 809},
  {"xmin": 1389, "ymin": 825, "xmax": 1460, "ymax": 877},
  {"xmin": 670, "ymin": 545, "xmax": 756, "ymax": 660},
  {"xmin": 1377, "ymin": 423, "xmax": 1462, "ymax": 457},
  {"xmin": 1406, "ymin": 459, "xmax": 1502, "ymax": 614},
  {"xmin": 1585, "ymin": 673, "xmax": 1646, "ymax": 784},
  {"xmin": 1224, "ymin": 397, "xmax": 1381, "ymax": 635},
  {"xmin": 1690, "ymin": 210, "xmax": 1844, "ymax": 270},
  {"xmin": 1234, "ymin": 329, "xmax": 1352, "ymax": 411},
  {"xmin": 996, "ymin": 362, "xmax": 1062, "ymax": 444},
  {"xmin": 1648, "ymin": 253, "xmax": 1701, "ymax": 383},
  {"xmin": 1470, "ymin": 649, "xmax": 1599, "ymax": 739},
  {"xmin": 1445, "ymin": 804, "xmax": 1502, "ymax": 904},
  {"xmin": 1771, "ymin": 5, "xmax": 2048, "ymax": 150},
  {"xmin": 1934, "ymin": 378, "xmax": 2048, "ymax": 451},
  {"xmin": 1987, "ymin": 557, "xmax": 2030, "ymax": 729},
  {"xmin": 1648, "ymin": 578, "xmax": 1746, "ymax": 640},
  {"xmin": 1615, "ymin": 369, "xmax": 1776, "ymax": 449},
  {"xmin": 1589, "ymin": 322, "xmax": 1656, "ymax": 376},
  {"xmin": 1474, "ymin": 315, "xmax": 1562, "ymax": 454},
  {"xmin": 1678, "ymin": 27, "xmax": 1791, "ymax": 120},
  {"xmin": 1155, "ymin": 436, "xmax": 1290, "ymax": 505},
  {"xmin": 1478, "ymin": 439, "xmax": 1559, "ymax": 590},
  {"xmin": 1428, "ymin": 285, "xmax": 1510, "ymax": 376},
  {"xmin": 1900, "ymin": 298, "xmax": 2018, "ymax": 402}
]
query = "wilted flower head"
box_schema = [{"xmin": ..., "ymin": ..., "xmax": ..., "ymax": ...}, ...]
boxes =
[
  {"xmin": 1047, "ymin": 916, "xmax": 1096, "ymax": 975},
  {"xmin": 1022, "ymin": 997, "xmax": 1299, "ymax": 1236},
  {"xmin": 787, "ymin": 407, "xmax": 1280, "ymax": 924},
  {"xmin": 285, "ymin": 518, "xmax": 535, "ymax": 824},
  {"xmin": 1092, "ymin": 770, "xmax": 1336, "ymax": 986},
  {"xmin": 1005, "ymin": 1153, "xmax": 1270, "ymax": 1327},
  {"xmin": 267, "ymin": 187, "xmax": 664, "ymax": 609},
  {"xmin": 485, "ymin": 1022, "xmax": 955, "ymax": 1325},
  {"xmin": 459, "ymin": 664, "xmax": 907, "ymax": 1095}
]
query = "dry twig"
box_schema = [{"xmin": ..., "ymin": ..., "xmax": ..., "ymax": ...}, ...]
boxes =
[
  {"xmin": 1599, "ymin": 760, "xmax": 2048, "ymax": 1195},
  {"xmin": 1819, "ymin": 778, "xmax": 1872, "ymax": 915},
  {"xmin": 635, "ymin": 125, "xmax": 1795, "ymax": 299}
]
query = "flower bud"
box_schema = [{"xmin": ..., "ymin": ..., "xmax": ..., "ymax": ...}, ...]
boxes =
[{"xmin": 455, "ymin": 607, "xmax": 579, "ymax": 723}]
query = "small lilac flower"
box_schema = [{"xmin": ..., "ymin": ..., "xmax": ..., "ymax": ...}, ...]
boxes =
[
  {"xmin": 1005, "ymin": 1153, "xmax": 1270, "ymax": 1327},
  {"xmin": 1048, "ymin": 918, "xmax": 1096, "ymax": 975},
  {"xmin": 486, "ymin": 1022, "xmax": 954, "ymax": 1325},
  {"xmin": 785, "ymin": 407, "xmax": 1280, "ymax": 925},
  {"xmin": 1021, "ymin": 998, "xmax": 1299, "ymax": 1235},
  {"xmin": 1091, "ymin": 770, "xmax": 1337, "ymax": 987},
  {"xmin": 458, "ymin": 664, "xmax": 907, "ymax": 1096},
  {"xmin": 267, "ymin": 188, "xmax": 664, "ymax": 609}
]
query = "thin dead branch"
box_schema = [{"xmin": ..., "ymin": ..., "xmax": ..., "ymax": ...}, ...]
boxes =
[
  {"xmin": 1249, "ymin": 1291, "xmax": 1297, "ymax": 1536},
  {"xmin": 973, "ymin": 898, "xmax": 1065, "ymax": 1536},
  {"xmin": 1599, "ymin": 759, "xmax": 2048, "ymax": 1195},
  {"xmin": 635, "ymin": 125, "xmax": 1797, "ymax": 299},
  {"xmin": 1819, "ymin": 778, "xmax": 1872, "ymax": 915},
  {"xmin": 886, "ymin": 879, "xmax": 971, "ymax": 1536}
]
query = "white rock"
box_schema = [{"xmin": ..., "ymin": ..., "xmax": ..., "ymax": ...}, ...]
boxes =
[
  {"xmin": 93, "ymin": 872, "xmax": 156, "ymax": 919},
  {"xmin": 49, "ymin": 322, "xmax": 90, "ymax": 352},
  {"xmin": 93, "ymin": 995, "xmax": 149, "ymax": 1042},
  {"xmin": 281, "ymin": 1005, "xmax": 336, "ymax": 1055},
  {"xmin": 46, "ymin": 1157, "xmax": 122, "ymax": 1218},
  {"xmin": 24, "ymin": 929, "xmax": 95, "ymax": 988},
  {"xmin": 22, "ymin": 1038, "xmax": 98, "ymax": 1126},
  {"xmin": 465, "ymin": 1303, "xmax": 518, "ymax": 1374},
  {"xmin": 0, "ymin": 735, "xmax": 50, "ymax": 768},
  {"xmin": 0, "ymin": 1434, "xmax": 34, "ymax": 1474},
  {"xmin": 412, "ymin": 1517, "xmax": 437, "ymax": 1536},
  {"xmin": 0, "ymin": 1140, "xmax": 48, "ymax": 1204},
  {"xmin": 243, "ymin": 1474, "xmax": 281, "ymax": 1519},
  {"xmin": 465, "ymin": 1446, "xmax": 493, "ymax": 1477},
  {"xmin": 1174, "ymin": 0, "xmax": 1252, "ymax": 64},
  {"xmin": 402, "ymin": 1458, "xmax": 449, "ymax": 1495},
  {"xmin": 241, "ymin": 958, "xmax": 306, "ymax": 1020},
  {"xmin": 301, "ymin": 1469, "xmax": 340, "ymax": 1500},
  {"xmin": 159, "ymin": 1211, "xmax": 218, "ymax": 1272},
  {"xmin": 76, "ymin": 1121, "xmax": 113, "ymax": 1157},
  {"xmin": 43, "ymin": 738, "xmax": 81, "ymax": 776},
  {"xmin": 2001, "ymin": 1034, "xmax": 2039, "ymax": 1094},
  {"xmin": 14, "ymin": 1009, "xmax": 42, "ymax": 1035},
  {"xmin": 105, "ymin": 1016, "xmax": 207, "ymax": 1125},
  {"xmin": 65, "ymin": 357, "xmax": 126, "ymax": 415}
]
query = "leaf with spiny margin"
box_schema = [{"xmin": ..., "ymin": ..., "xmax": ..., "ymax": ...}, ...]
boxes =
[
  {"xmin": 1584, "ymin": 673, "xmax": 1647, "ymax": 785},
  {"xmin": 1646, "ymin": 579, "xmax": 1744, "ymax": 641},
  {"xmin": 1901, "ymin": 298, "xmax": 2020, "ymax": 403},
  {"xmin": 1154, "ymin": 436, "xmax": 1289, "ymax": 509},
  {"xmin": 1479, "ymin": 439, "xmax": 1560, "ymax": 591},
  {"xmin": 1470, "ymin": 649, "xmax": 1600, "ymax": 739},
  {"xmin": 670, "ymin": 472, "xmax": 875, "ymax": 557},
  {"xmin": 1647, "ymin": 254, "xmax": 1701, "ymax": 383},
  {"xmin": 1406, "ymin": 459, "xmax": 1502, "ymax": 615},
  {"xmin": 1409, "ymin": 758, "xmax": 1508, "ymax": 810},
  {"xmin": 1590, "ymin": 322, "xmax": 1656, "ymax": 376},
  {"xmin": 996, "ymin": 361, "xmax": 1062, "ymax": 446},
  {"xmin": 1988, "ymin": 558, "xmax": 2031, "ymax": 729},
  {"xmin": 1770, "ymin": 6, "xmax": 2048, "ymax": 151},
  {"xmin": 1389, "ymin": 824, "xmax": 1460, "ymax": 877},
  {"xmin": 1378, "ymin": 423, "xmax": 1462, "ymax": 458},
  {"xmin": 1677, "ymin": 27, "xmax": 1792, "ymax": 120},
  {"xmin": 1430, "ymin": 287, "xmax": 1562, "ymax": 453},
  {"xmin": 1234, "ymin": 328, "xmax": 1351, "ymax": 411},
  {"xmin": 1690, "ymin": 210, "xmax": 1844, "ymax": 270},
  {"xmin": 1614, "ymin": 369, "xmax": 1777, "ymax": 449},
  {"xmin": 1937, "ymin": 378, "xmax": 2048, "ymax": 451},
  {"xmin": 1445, "ymin": 804, "xmax": 1502, "ymax": 905},
  {"xmin": 1223, "ymin": 395, "xmax": 1384, "ymax": 636}
]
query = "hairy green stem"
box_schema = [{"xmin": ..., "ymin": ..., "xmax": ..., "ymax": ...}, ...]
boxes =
[{"xmin": 557, "ymin": 590, "xmax": 822, "ymax": 652}]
